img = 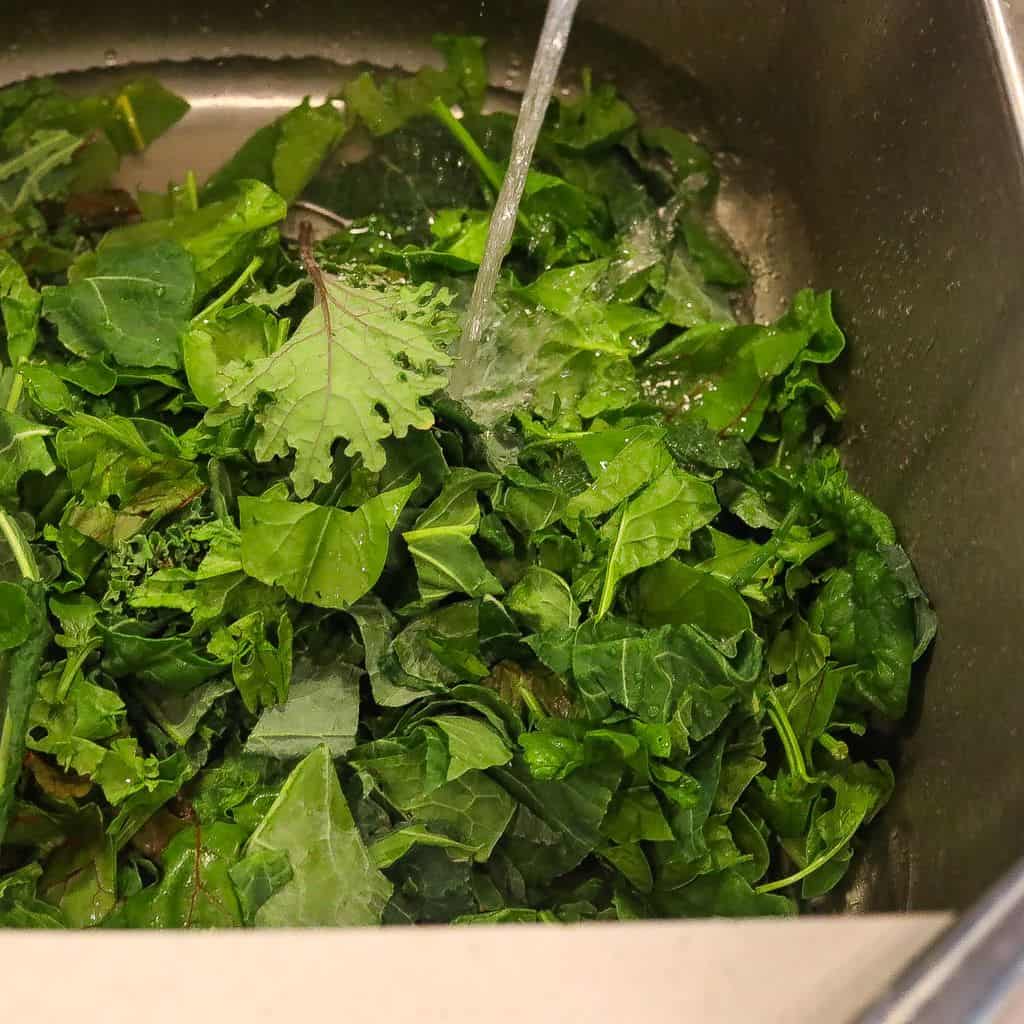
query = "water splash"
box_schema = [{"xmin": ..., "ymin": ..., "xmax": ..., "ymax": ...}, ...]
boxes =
[{"xmin": 448, "ymin": 0, "xmax": 581, "ymax": 397}]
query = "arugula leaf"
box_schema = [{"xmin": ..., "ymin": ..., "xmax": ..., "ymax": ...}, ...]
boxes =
[
  {"xmin": 239, "ymin": 480, "xmax": 416, "ymax": 609},
  {"xmin": 0, "ymin": 411, "xmax": 55, "ymax": 501},
  {"xmin": 0, "ymin": 129, "xmax": 82, "ymax": 212},
  {"xmin": 550, "ymin": 78, "xmax": 637, "ymax": 153},
  {"xmin": 344, "ymin": 35, "xmax": 487, "ymax": 136},
  {"xmin": 209, "ymin": 609, "xmax": 292, "ymax": 713}
]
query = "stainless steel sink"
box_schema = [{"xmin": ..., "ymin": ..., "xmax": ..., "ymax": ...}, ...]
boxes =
[{"xmin": 3, "ymin": 0, "xmax": 1023, "ymax": 923}]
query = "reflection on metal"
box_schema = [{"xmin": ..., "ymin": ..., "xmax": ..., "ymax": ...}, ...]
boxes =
[
  {"xmin": 187, "ymin": 93, "xmax": 310, "ymax": 111},
  {"xmin": 984, "ymin": 0, "xmax": 1024, "ymax": 173},
  {"xmin": 858, "ymin": 859, "xmax": 1024, "ymax": 1022}
]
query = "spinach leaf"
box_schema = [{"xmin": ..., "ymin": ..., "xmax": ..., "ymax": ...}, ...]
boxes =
[
  {"xmin": 810, "ymin": 549, "xmax": 915, "ymax": 718},
  {"xmin": 507, "ymin": 566, "xmax": 580, "ymax": 634},
  {"xmin": 203, "ymin": 99, "xmax": 345, "ymax": 203},
  {"xmin": 596, "ymin": 465, "xmax": 718, "ymax": 618},
  {"xmin": 403, "ymin": 469, "xmax": 503, "ymax": 603},
  {"xmin": 239, "ymin": 480, "xmax": 416, "ymax": 609},
  {"xmin": 42, "ymin": 241, "xmax": 196, "ymax": 368},
  {"xmin": 632, "ymin": 559, "xmax": 752, "ymax": 638}
]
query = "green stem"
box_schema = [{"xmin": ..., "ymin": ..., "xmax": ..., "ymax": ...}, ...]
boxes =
[
  {"xmin": 755, "ymin": 831, "xmax": 854, "ymax": 894},
  {"xmin": 0, "ymin": 508, "xmax": 39, "ymax": 582},
  {"xmin": 184, "ymin": 169, "xmax": 199, "ymax": 213},
  {"xmin": 595, "ymin": 507, "xmax": 628, "ymax": 620},
  {"xmin": 4, "ymin": 368, "xmax": 24, "ymax": 413},
  {"xmin": 521, "ymin": 432, "xmax": 592, "ymax": 451},
  {"xmin": 728, "ymin": 503, "xmax": 801, "ymax": 589},
  {"xmin": 765, "ymin": 690, "xmax": 814, "ymax": 786},
  {"xmin": 518, "ymin": 685, "xmax": 545, "ymax": 723},
  {"xmin": 116, "ymin": 93, "xmax": 146, "ymax": 152},
  {"xmin": 430, "ymin": 97, "xmax": 502, "ymax": 191},
  {"xmin": 429, "ymin": 98, "xmax": 532, "ymax": 232},
  {"xmin": 0, "ymin": 709, "xmax": 14, "ymax": 802},
  {"xmin": 55, "ymin": 639, "xmax": 101, "ymax": 703},
  {"xmin": 193, "ymin": 256, "xmax": 264, "ymax": 322}
]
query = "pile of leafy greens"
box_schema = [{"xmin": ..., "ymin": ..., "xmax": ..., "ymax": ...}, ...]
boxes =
[{"xmin": 0, "ymin": 37, "xmax": 934, "ymax": 928}]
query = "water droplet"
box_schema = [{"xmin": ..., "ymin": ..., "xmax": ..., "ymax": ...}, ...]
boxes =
[{"xmin": 103, "ymin": 48, "xmax": 118, "ymax": 67}]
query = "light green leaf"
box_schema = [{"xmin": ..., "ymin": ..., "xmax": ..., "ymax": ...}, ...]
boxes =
[
  {"xmin": 245, "ymin": 658, "xmax": 361, "ymax": 759},
  {"xmin": 370, "ymin": 824, "xmax": 476, "ymax": 868},
  {"xmin": 0, "ymin": 578, "xmax": 33, "ymax": 650},
  {"xmin": 632, "ymin": 559, "xmax": 752, "ymax": 639},
  {"xmin": 565, "ymin": 426, "xmax": 675, "ymax": 523},
  {"xmin": 221, "ymin": 272, "xmax": 455, "ymax": 497},
  {"xmin": 228, "ymin": 849, "xmax": 293, "ymax": 926},
  {"xmin": 239, "ymin": 480, "xmax": 416, "ymax": 609},
  {"xmin": 506, "ymin": 566, "xmax": 580, "ymax": 633},
  {"xmin": 426, "ymin": 715, "xmax": 513, "ymax": 780},
  {"xmin": 203, "ymin": 99, "xmax": 345, "ymax": 203},
  {"xmin": 101, "ymin": 179, "xmax": 286, "ymax": 294},
  {"xmin": 246, "ymin": 745, "xmax": 392, "ymax": 926},
  {"xmin": 38, "ymin": 805, "xmax": 116, "ymax": 927},
  {"xmin": 403, "ymin": 469, "xmax": 502, "ymax": 603},
  {"xmin": 597, "ymin": 465, "xmax": 719, "ymax": 618},
  {"xmin": 183, "ymin": 303, "xmax": 281, "ymax": 407},
  {"xmin": 0, "ymin": 129, "xmax": 81, "ymax": 212},
  {"xmin": 0, "ymin": 251, "xmax": 41, "ymax": 363}
]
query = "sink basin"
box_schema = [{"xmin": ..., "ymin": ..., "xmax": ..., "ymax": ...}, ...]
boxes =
[{"xmin": 2, "ymin": 1, "xmax": 1023, "ymax": 1011}]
